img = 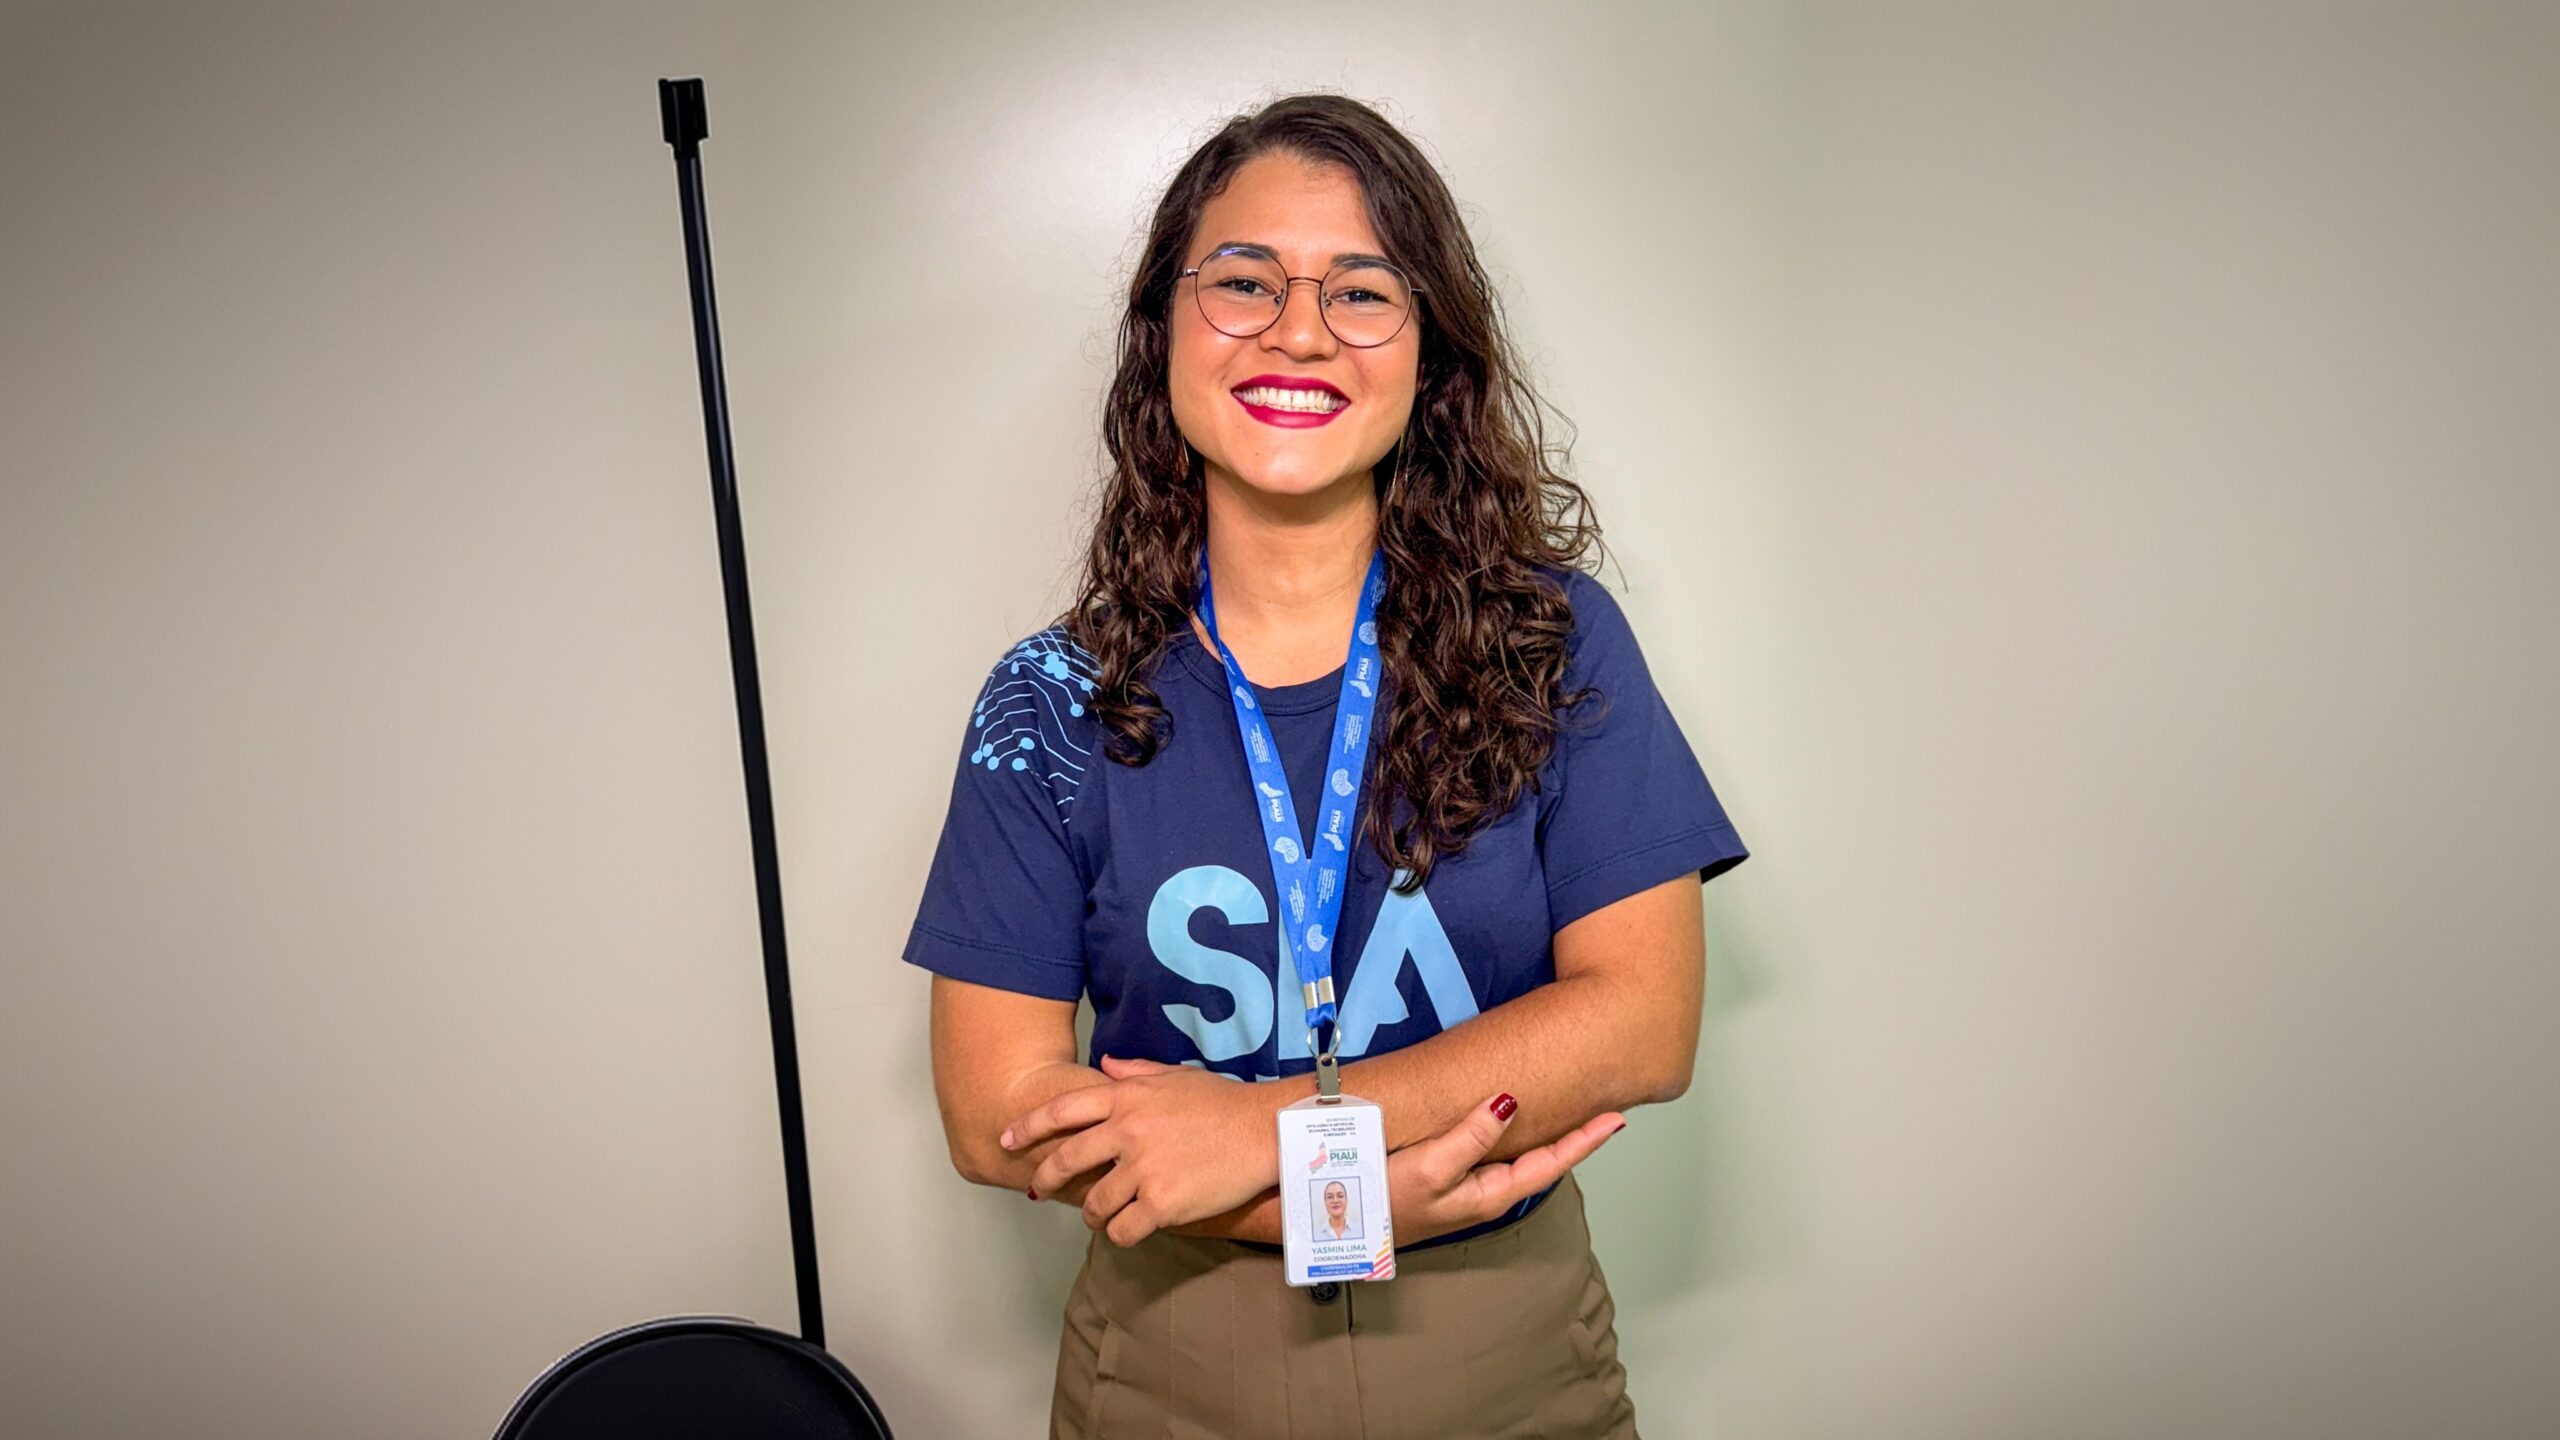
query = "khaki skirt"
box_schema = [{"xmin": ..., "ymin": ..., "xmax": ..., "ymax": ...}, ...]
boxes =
[{"xmin": 1050, "ymin": 1172, "xmax": 1639, "ymax": 1440}]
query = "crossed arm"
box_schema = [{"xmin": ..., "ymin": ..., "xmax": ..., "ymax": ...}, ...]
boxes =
[{"xmin": 928, "ymin": 872, "xmax": 1706, "ymax": 1244}]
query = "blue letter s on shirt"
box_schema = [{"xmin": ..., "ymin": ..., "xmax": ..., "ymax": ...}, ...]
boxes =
[{"xmin": 1147, "ymin": 864, "xmax": 1480, "ymax": 1070}]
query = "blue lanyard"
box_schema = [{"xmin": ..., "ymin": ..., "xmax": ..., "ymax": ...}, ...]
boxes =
[{"xmin": 1195, "ymin": 545, "xmax": 1386, "ymax": 1063}]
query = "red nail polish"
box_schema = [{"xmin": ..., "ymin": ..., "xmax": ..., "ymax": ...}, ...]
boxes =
[
  {"xmin": 1491, "ymin": 1093, "xmax": 1517, "ymax": 1121},
  {"xmin": 1027, "ymin": 1187, "xmax": 1039, "ymax": 1200},
  {"xmin": 1608, "ymin": 1118, "xmax": 1627, "ymax": 1135}
]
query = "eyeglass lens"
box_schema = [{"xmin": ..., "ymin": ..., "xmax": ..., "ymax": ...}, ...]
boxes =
[{"xmin": 1193, "ymin": 251, "xmax": 1416, "ymax": 347}]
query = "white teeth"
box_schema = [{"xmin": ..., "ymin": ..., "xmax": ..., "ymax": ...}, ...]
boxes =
[{"xmin": 1235, "ymin": 386, "xmax": 1346, "ymax": 413}]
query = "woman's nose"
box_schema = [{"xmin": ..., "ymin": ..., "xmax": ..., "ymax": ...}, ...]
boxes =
[{"xmin": 1262, "ymin": 278, "xmax": 1337, "ymax": 356}]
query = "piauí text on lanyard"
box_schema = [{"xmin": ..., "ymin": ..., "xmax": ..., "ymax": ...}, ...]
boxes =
[{"xmin": 1194, "ymin": 545, "xmax": 1386, "ymax": 1099}]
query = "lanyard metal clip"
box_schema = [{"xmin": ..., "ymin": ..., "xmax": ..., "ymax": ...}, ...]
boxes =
[{"xmin": 1311, "ymin": 1021, "xmax": 1342, "ymax": 1102}]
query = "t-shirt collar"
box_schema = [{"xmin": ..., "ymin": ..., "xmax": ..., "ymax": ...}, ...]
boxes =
[{"xmin": 1169, "ymin": 624, "xmax": 1349, "ymax": 716}]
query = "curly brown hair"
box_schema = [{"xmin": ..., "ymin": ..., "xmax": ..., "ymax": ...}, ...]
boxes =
[{"xmin": 1063, "ymin": 92, "xmax": 1616, "ymax": 897}]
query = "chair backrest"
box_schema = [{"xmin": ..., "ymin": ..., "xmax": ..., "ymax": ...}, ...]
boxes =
[{"xmin": 495, "ymin": 1314, "xmax": 894, "ymax": 1440}]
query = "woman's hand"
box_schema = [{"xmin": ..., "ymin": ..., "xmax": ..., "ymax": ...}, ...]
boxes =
[
  {"xmin": 1004, "ymin": 1056, "xmax": 1290, "ymax": 1245},
  {"xmin": 1390, "ymin": 1093, "xmax": 1625, "ymax": 1245}
]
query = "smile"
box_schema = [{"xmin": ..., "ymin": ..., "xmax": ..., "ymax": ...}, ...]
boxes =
[{"xmin": 1231, "ymin": 374, "xmax": 1349, "ymax": 428}]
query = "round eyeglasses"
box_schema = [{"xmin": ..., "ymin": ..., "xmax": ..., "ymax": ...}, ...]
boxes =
[{"xmin": 1177, "ymin": 246, "xmax": 1424, "ymax": 349}]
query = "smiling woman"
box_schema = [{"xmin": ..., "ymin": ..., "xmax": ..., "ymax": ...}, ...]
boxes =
[{"xmin": 901, "ymin": 92, "xmax": 1749, "ymax": 1439}]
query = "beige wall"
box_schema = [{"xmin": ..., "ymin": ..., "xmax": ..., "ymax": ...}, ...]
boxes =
[{"xmin": 2, "ymin": 2, "xmax": 2551, "ymax": 1436}]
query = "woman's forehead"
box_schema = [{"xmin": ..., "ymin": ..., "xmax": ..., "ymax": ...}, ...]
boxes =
[{"xmin": 1195, "ymin": 154, "xmax": 1380, "ymax": 264}]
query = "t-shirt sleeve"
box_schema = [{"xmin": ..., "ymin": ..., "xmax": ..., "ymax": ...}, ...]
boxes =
[
  {"xmin": 899, "ymin": 631, "xmax": 1097, "ymax": 1002},
  {"xmin": 1538, "ymin": 571, "xmax": 1749, "ymax": 932}
]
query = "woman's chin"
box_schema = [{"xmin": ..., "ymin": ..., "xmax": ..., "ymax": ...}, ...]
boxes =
[{"xmin": 1221, "ymin": 460, "xmax": 1371, "ymax": 504}]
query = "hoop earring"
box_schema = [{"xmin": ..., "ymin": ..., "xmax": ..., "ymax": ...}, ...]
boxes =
[{"xmin": 1385, "ymin": 433, "xmax": 1417, "ymax": 502}]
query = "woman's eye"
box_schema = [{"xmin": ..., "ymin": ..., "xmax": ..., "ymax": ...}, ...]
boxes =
[{"xmin": 1216, "ymin": 277, "xmax": 1273, "ymax": 297}]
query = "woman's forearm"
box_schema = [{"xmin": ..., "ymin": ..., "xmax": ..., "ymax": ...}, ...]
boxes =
[
  {"xmin": 974, "ymin": 913, "xmax": 1693, "ymax": 1234},
  {"xmin": 946, "ymin": 1059, "xmax": 1111, "ymax": 1191},
  {"xmin": 1240, "ymin": 969, "xmax": 1688, "ymax": 1167},
  {"xmin": 1174, "ymin": 968, "xmax": 1688, "ymax": 1241},
  {"xmin": 1349, "ymin": 969, "xmax": 1692, "ymax": 1156}
]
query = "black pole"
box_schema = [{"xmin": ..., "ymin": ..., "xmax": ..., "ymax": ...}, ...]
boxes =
[{"xmin": 656, "ymin": 75, "xmax": 826, "ymax": 1349}]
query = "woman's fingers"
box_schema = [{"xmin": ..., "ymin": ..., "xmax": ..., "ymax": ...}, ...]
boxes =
[
  {"xmin": 1003, "ymin": 1058, "xmax": 1180, "ymax": 1152},
  {"xmin": 1029, "ymin": 1122, "xmax": 1122, "ymax": 1197},
  {"xmin": 1397, "ymin": 1093, "xmax": 1521, "ymax": 1194},
  {"xmin": 1104, "ymin": 1196, "xmax": 1160, "ymax": 1248},
  {"xmin": 1456, "ymin": 1112, "xmax": 1625, "ymax": 1217},
  {"xmin": 1079, "ymin": 1162, "xmax": 1140, "ymax": 1230},
  {"xmin": 1388, "ymin": 1097, "xmax": 1628, "ymax": 1236},
  {"xmin": 1002, "ymin": 1083, "xmax": 1114, "ymax": 1152}
]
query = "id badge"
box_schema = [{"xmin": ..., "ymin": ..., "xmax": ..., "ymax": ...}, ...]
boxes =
[{"xmin": 1277, "ymin": 1094, "xmax": 1395, "ymax": 1285}]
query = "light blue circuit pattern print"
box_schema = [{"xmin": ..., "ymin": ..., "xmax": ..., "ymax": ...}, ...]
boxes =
[{"xmin": 968, "ymin": 626, "xmax": 1097, "ymax": 822}]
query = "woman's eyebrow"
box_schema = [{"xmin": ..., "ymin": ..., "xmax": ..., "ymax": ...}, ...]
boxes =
[{"xmin": 1201, "ymin": 239, "xmax": 1395, "ymax": 268}]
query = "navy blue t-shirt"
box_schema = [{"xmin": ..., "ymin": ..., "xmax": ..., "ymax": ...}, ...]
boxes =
[{"xmin": 902, "ymin": 564, "xmax": 1748, "ymax": 1240}]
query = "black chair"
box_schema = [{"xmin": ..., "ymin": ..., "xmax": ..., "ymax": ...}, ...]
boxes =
[{"xmin": 494, "ymin": 1316, "xmax": 892, "ymax": 1440}]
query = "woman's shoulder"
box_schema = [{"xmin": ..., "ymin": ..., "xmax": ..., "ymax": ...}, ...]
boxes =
[
  {"xmin": 1527, "ymin": 561, "xmax": 1639, "ymax": 666},
  {"xmin": 969, "ymin": 622, "xmax": 1099, "ymax": 732},
  {"xmin": 979, "ymin": 622, "xmax": 1100, "ymax": 698},
  {"xmin": 960, "ymin": 622, "xmax": 1102, "ymax": 807}
]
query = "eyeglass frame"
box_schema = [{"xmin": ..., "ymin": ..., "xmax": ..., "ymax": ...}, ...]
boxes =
[{"xmin": 1175, "ymin": 246, "xmax": 1427, "ymax": 349}]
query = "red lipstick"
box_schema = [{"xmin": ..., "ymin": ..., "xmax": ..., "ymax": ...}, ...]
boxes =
[{"xmin": 1230, "ymin": 373, "xmax": 1350, "ymax": 429}]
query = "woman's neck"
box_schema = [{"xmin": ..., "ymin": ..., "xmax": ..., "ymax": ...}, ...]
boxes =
[{"xmin": 1190, "ymin": 465, "xmax": 1379, "ymax": 687}]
